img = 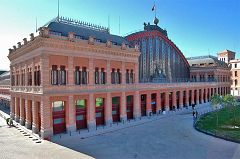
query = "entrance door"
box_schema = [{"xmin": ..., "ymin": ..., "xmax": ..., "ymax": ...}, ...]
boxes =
[
  {"xmin": 141, "ymin": 95, "xmax": 146, "ymax": 116},
  {"xmin": 126, "ymin": 96, "xmax": 133, "ymax": 119},
  {"xmin": 96, "ymin": 98, "xmax": 104, "ymax": 126},
  {"xmin": 112, "ymin": 97, "xmax": 120, "ymax": 122},
  {"xmin": 76, "ymin": 99, "xmax": 87, "ymax": 129},
  {"xmin": 151, "ymin": 94, "xmax": 156, "ymax": 114},
  {"xmin": 52, "ymin": 101, "xmax": 66, "ymax": 134}
]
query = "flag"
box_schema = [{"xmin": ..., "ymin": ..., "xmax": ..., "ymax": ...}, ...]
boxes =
[{"xmin": 152, "ymin": 4, "xmax": 155, "ymax": 11}]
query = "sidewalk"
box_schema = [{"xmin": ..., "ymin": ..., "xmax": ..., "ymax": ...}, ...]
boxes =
[{"xmin": 52, "ymin": 103, "xmax": 213, "ymax": 142}]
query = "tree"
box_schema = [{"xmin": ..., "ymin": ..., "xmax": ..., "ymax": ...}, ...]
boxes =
[
  {"xmin": 210, "ymin": 94, "xmax": 222, "ymax": 127},
  {"xmin": 223, "ymin": 94, "xmax": 237, "ymax": 123}
]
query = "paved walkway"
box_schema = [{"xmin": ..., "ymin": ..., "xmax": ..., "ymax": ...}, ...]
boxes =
[
  {"xmin": 0, "ymin": 115, "xmax": 93, "ymax": 159},
  {"xmin": 53, "ymin": 104, "xmax": 240, "ymax": 159}
]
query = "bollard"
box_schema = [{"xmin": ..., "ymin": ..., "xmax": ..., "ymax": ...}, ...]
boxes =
[{"xmin": 70, "ymin": 131, "xmax": 71, "ymax": 136}]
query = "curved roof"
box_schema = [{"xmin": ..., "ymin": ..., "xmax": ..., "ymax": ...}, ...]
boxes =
[
  {"xmin": 44, "ymin": 17, "xmax": 129, "ymax": 46},
  {"xmin": 126, "ymin": 30, "xmax": 190, "ymax": 68},
  {"xmin": 187, "ymin": 55, "xmax": 229, "ymax": 68}
]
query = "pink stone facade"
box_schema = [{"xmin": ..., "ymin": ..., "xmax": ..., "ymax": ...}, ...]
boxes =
[{"xmin": 8, "ymin": 28, "xmax": 231, "ymax": 139}]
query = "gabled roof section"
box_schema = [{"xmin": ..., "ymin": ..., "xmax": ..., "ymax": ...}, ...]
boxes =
[
  {"xmin": 187, "ymin": 55, "xmax": 229, "ymax": 68},
  {"xmin": 43, "ymin": 17, "xmax": 130, "ymax": 46}
]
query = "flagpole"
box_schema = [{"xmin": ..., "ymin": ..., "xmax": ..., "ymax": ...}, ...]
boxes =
[{"xmin": 154, "ymin": 1, "xmax": 156, "ymax": 18}]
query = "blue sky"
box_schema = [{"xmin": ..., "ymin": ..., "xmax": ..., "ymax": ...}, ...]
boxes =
[{"xmin": 0, "ymin": 0, "xmax": 239, "ymax": 70}]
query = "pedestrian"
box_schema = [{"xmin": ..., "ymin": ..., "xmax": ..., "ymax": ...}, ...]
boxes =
[{"xmin": 192, "ymin": 111, "xmax": 195, "ymax": 119}]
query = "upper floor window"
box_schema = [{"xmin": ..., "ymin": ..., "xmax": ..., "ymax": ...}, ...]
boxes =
[
  {"xmin": 59, "ymin": 65, "xmax": 66, "ymax": 85},
  {"xmin": 34, "ymin": 66, "xmax": 41, "ymax": 86},
  {"xmin": 21, "ymin": 70, "xmax": 25, "ymax": 86},
  {"xmin": 75, "ymin": 66, "xmax": 81, "ymax": 85},
  {"xmin": 95, "ymin": 67, "xmax": 100, "ymax": 84},
  {"xmin": 27, "ymin": 68, "xmax": 32, "ymax": 86},
  {"xmin": 100, "ymin": 68, "xmax": 106, "ymax": 84},
  {"xmin": 51, "ymin": 65, "xmax": 58, "ymax": 85},
  {"xmin": 126, "ymin": 69, "xmax": 130, "ymax": 84},
  {"xmin": 235, "ymin": 79, "xmax": 238, "ymax": 86},
  {"xmin": 235, "ymin": 71, "xmax": 238, "ymax": 77},
  {"xmin": 235, "ymin": 64, "xmax": 237, "ymax": 68},
  {"xmin": 82, "ymin": 67, "xmax": 87, "ymax": 85},
  {"xmin": 130, "ymin": 70, "xmax": 134, "ymax": 83}
]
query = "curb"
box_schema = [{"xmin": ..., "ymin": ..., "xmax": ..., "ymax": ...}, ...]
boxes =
[{"xmin": 194, "ymin": 110, "xmax": 240, "ymax": 144}]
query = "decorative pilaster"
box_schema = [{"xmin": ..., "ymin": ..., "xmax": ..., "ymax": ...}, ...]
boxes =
[
  {"xmin": 201, "ymin": 89, "xmax": 204, "ymax": 103},
  {"xmin": 133, "ymin": 91, "xmax": 140, "ymax": 119},
  {"xmin": 40, "ymin": 54, "xmax": 49, "ymax": 87},
  {"xmin": 134, "ymin": 63, "xmax": 139, "ymax": 83},
  {"xmin": 105, "ymin": 92, "xmax": 112, "ymax": 126},
  {"xmin": 179, "ymin": 91, "xmax": 183, "ymax": 109},
  {"xmin": 25, "ymin": 99, "xmax": 32, "ymax": 129},
  {"xmin": 87, "ymin": 93, "xmax": 96, "ymax": 130},
  {"xmin": 172, "ymin": 91, "xmax": 177, "ymax": 110},
  {"xmin": 196, "ymin": 90, "xmax": 199, "ymax": 105},
  {"xmin": 191, "ymin": 90, "xmax": 195, "ymax": 105},
  {"xmin": 120, "ymin": 92, "xmax": 127, "ymax": 122},
  {"xmin": 146, "ymin": 93, "xmax": 152, "ymax": 116},
  {"xmin": 19, "ymin": 98, "xmax": 25, "ymax": 126},
  {"xmin": 106, "ymin": 60, "xmax": 111, "ymax": 84},
  {"xmin": 121, "ymin": 62, "xmax": 126, "ymax": 84},
  {"xmin": 15, "ymin": 97, "xmax": 20, "ymax": 122},
  {"xmin": 88, "ymin": 58, "xmax": 94, "ymax": 85},
  {"xmin": 32, "ymin": 100, "xmax": 39, "ymax": 134},
  {"xmin": 67, "ymin": 56, "xmax": 74, "ymax": 85},
  {"xmin": 165, "ymin": 92, "xmax": 170, "ymax": 111},
  {"xmin": 156, "ymin": 92, "xmax": 161, "ymax": 114},
  {"xmin": 185, "ymin": 90, "xmax": 189, "ymax": 107},
  {"xmin": 40, "ymin": 96, "xmax": 53, "ymax": 140},
  {"xmin": 67, "ymin": 95, "xmax": 76, "ymax": 132}
]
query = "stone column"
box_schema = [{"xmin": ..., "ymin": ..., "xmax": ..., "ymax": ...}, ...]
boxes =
[
  {"xmin": 164, "ymin": 92, "xmax": 170, "ymax": 111},
  {"xmin": 201, "ymin": 89, "xmax": 204, "ymax": 104},
  {"xmin": 146, "ymin": 93, "xmax": 152, "ymax": 116},
  {"xmin": 185, "ymin": 90, "xmax": 189, "ymax": 107},
  {"xmin": 120, "ymin": 92, "xmax": 127, "ymax": 122},
  {"xmin": 172, "ymin": 91, "xmax": 177, "ymax": 110},
  {"xmin": 66, "ymin": 95, "xmax": 76, "ymax": 132},
  {"xmin": 40, "ymin": 96, "xmax": 53, "ymax": 140},
  {"xmin": 191, "ymin": 90, "xmax": 195, "ymax": 105},
  {"xmin": 156, "ymin": 92, "xmax": 161, "ymax": 114},
  {"xmin": 10, "ymin": 96, "xmax": 15, "ymax": 119},
  {"xmin": 40, "ymin": 54, "xmax": 49, "ymax": 87},
  {"xmin": 87, "ymin": 93, "xmax": 96, "ymax": 130},
  {"xmin": 196, "ymin": 89, "xmax": 199, "ymax": 105},
  {"xmin": 88, "ymin": 58, "xmax": 94, "ymax": 85},
  {"xmin": 179, "ymin": 91, "xmax": 183, "ymax": 109},
  {"xmin": 121, "ymin": 62, "xmax": 126, "ymax": 84},
  {"xmin": 25, "ymin": 64, "xmax": 28, "ymax": 86},
  {"xmin": 31, "ymin": 61, "xmax": 35, "ymax": 86},
  {"xmin": 32, "ymin": 99, "xmax": 39, "ymax": 134},
  {"xmin": 105, "ymin": 92, "xmax": 112, "ymax": 126},
  {"xmin": 133, "ymin": 91, "xmax": 140, "ymax": 119},
  {"xmin": 25, "ymin": 99, "xmax": 32, "ymax": 129},
  {"xmin": 205, "ymin": 88, "xmax": 208, "ymax": 102},
  {"xmin": 106, "ymin": 60, "xmax": 111, "ymax": 84},
  {"xmin": 20, "ymin": 98, "xmax": 25, "ymax": 126},
  {"xmin": 67, "ymin": 56, "xmax": 74, "ymax": 85},
  {"xmin": 15, "ymin": 97, "xmax": 20, "ymax": 122}
]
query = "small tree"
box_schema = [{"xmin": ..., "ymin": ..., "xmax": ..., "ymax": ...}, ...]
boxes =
[
  {"xmin": 210, "ymin": 94, "xmax": 222, "ymax": 127},
  {"xmin": 223, "ymin": 94, "xmax": 237, "ymax": 123}
]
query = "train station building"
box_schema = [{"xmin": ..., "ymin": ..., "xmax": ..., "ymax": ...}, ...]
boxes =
[{"xmin": 7, "ymin": 17, "xmax": 230, "ymax": 139}]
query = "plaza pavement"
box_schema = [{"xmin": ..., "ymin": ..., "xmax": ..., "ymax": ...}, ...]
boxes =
[
  {"xmin": 0, "ymin": 112, "xmax": 93, "ymax": 159},
  {"xmin": 53, "ymin": 103, "xmax": 240, "ymax": 159}
]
